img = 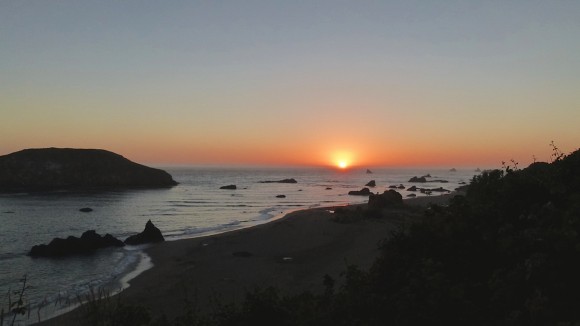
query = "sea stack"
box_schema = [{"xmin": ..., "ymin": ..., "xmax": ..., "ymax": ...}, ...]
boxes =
[
  {"xmin": 125, "ymin": 220, "xmax": 165, "ymax": 245},
  {"xmin": 0, "ymin": 148, "xmax": 177, "ymax": 192}
]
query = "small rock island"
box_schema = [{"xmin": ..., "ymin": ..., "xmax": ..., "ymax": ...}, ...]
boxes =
[{"xmin": 0, "ymin": 148, "xmax": 177, "ymax": 192}]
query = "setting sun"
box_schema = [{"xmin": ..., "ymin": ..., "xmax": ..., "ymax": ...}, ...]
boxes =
[{"xmin": 338, "ymin": 161, "xmax": 348, "ymax": 169}]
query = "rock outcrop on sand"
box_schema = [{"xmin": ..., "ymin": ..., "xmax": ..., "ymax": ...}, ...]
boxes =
[
  {"xmin": 259, "ymin": 178, "xmax": 298, "ymax": 184},
  {"xmin": 368, "ymin": 190, "xmax": 403, "ymax": 209},
  {"xmin": 348, "ymin": 187, "xmax": 372, "ymax": 196},
  {"xmin": 220, "ymin": 185, "xmax": 237, "ymax": 190},
  {"xmin": 29, "ymin": 230, "xmax": 124, "ymax": 257},
  {"xmin": 125, "ymin": 220, "xmax": 165, "ymax": 245},
  {"xmin": 0, "ymin": 148, "xmax": 177, "ymax": 192}
]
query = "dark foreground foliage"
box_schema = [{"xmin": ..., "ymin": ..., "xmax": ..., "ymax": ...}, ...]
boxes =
[{"xmin": 87, "ymin": 149, "xmax": 580, "ymax": 325}]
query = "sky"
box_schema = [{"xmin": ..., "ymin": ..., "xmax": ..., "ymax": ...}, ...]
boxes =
[{"xmin": 1, "ymin": 0, "xmax": 579, "ymax": 168}]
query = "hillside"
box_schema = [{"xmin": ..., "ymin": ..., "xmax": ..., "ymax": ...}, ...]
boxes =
[{"xmin": 0, "ymin": 148, "xmax": 177, "ymax": 192}]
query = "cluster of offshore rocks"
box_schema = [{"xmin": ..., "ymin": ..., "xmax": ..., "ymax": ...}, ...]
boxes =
[
  {"xmin": 220, "ymin": 178, "xmax": 297, "ymax": 190},
  {"xmin": 349, "ymin": 175, "xmax": 452, "ymax": 197},
  {"xmin": 29, "ymin": 220, "xmax": 165, "ymax": 257},
  {"xmin": 220, "ymin": 178, "xmax": 297, "ymax": 199}
]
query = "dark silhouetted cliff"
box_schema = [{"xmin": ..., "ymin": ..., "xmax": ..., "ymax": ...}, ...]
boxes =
[{"xmin": 0, "ymin": 148, "xmax": 177, "ymax": 192}]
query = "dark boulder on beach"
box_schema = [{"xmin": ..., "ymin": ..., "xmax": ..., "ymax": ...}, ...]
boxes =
[
  {"xmin": 368, "ymin": 190, "xmax": 403, "ymax": 209},
  {"xmin": 29, "ymin": 230, "xmax": 124, "ymax": 257},
  {"xmin": 125, "ymin": 220, "xmax": 165, "ymax": 245},
  {"xmin": 365, "ymin": 180, "xmax": 376, "ymax": 187},
  {"xmin": 0, "ymin": 148, "xmax": 177, "ymax": 192},
  {"xmin": 79, "ymin": 207, "xmax": 93, "ymax": 212},
  {"xmin": 408, "ymin": 176, "xmax": 427, "ymax": 183},
  {"xmin": 348, "ymin": 188, "xmax": 372, "ymax": 196},
  {"xmin": 220, "ymin": 185, "xmax": 237, "ymax": 190},
  {"xmin": 276, "ymin": 195, "xmax": 286, "ymax": 198},
  {"xmin": 259, "ymin": 178, "xmax": 298, "ymax": 184}
]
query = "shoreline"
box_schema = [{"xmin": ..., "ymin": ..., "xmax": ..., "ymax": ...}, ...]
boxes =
[{"xmin": 37, "ymin": 193, "xmax": 457, "ymax": 325}]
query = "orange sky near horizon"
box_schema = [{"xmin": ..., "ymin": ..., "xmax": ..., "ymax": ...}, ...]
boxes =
[{"xmin": 1, "ymin": 2, "xmax": 579, "ymax": 168}]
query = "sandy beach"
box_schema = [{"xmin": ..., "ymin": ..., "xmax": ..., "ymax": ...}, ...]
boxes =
[{"xmin": 38, "ymin": 194, "xmax": 456, "ymax": 325}]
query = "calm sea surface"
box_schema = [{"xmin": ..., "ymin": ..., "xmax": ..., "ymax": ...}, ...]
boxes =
[{"xmin": 0, "ymin": 167, "xmax": 479, "ymax": 324}]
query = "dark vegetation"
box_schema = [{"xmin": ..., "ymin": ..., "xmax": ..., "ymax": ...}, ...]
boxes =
[{"xmin": 6, "ymin": 146, "xmax": 580, "ymax": 325}]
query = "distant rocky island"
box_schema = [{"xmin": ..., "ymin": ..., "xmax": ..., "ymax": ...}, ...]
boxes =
[{"xmin": 0, "ymin": 148, "xmax": 177, "ymax": 192}]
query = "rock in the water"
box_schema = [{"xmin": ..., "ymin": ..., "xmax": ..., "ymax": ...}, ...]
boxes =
[
  {"xmin": 408, "ymin": 176, "xmax": 427, "ymax": 183},
  {"xmin": 365, "ymin": 180, "xmax": 376, "ymax": 187},
  {"xmin": 366, "ymin": 169, "xmax": 373, "ymax": 174},
  {"xmin": 368, "ymin": 190, "xmax": 403, "ymax": 209},
  {"xmin": 449, "ymin": 168, "xmax": 457, "ymax": 172},
  {"xmin": 29, "ymin": 230, "xmax": 124, "ymax": 257},
  {"xmin": 325, "ymin": 187, "xmax": 332, "ymax": 190},
  {"xmin": 388, "ymin": 185, "xmax": 398, "ymax": 189},
  {"xmin": 220, "ymin": 185, "xmax": 237, "ymax": 190},
  {"xmin": 422, "ymin": 174, "xmax": 432, "ymax": 178},
  {"xmin": 348, "ymin": 188, "xmax": 372, "ymax": 196},
  {"xmin": 397, "ymin": 184, "xmax": 405, "ymax": 189},
  {"xmin": 259, "ymin": 178, "xmax": 297, "ymax": 184},
  {"xmin": 125, "ymin": 220, "xmax": 165, "ymax": 245},
  {"xmin": 407, "ymin": 186, "xmax": 418, "ymax": 191},
  {"xmin": 407, "ymin": 193, "xmax": 417, "ymax": 197},
  {"xmin": 79, "ymin": 207, "xmax": 93, "ymax": 212},
  {"xmin": 276, "ymin": 195, "xmax": 286, "ymax": 198},
  {"xmin": 0, "ymin": 148, "xmax": 177, "ymax": 192}
]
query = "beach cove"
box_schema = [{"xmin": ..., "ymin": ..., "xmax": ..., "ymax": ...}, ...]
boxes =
[
  {"xmin": 1, "ymin": 166, "xmax": 475, "ymax": 325},
  {"xmin": 39, "ymin": 194, "xmax": 455, "ymax": 325}
]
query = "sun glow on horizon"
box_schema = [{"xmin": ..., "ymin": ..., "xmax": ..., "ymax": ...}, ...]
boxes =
[{"xmin": 331, "ymin": 150, "xmax": 355, "ymax": 170}]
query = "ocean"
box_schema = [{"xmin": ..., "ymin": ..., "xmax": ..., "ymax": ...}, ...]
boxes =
[{"xmin": 0, "ymin": 166, "xmax": 479, "ymax": 324}]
